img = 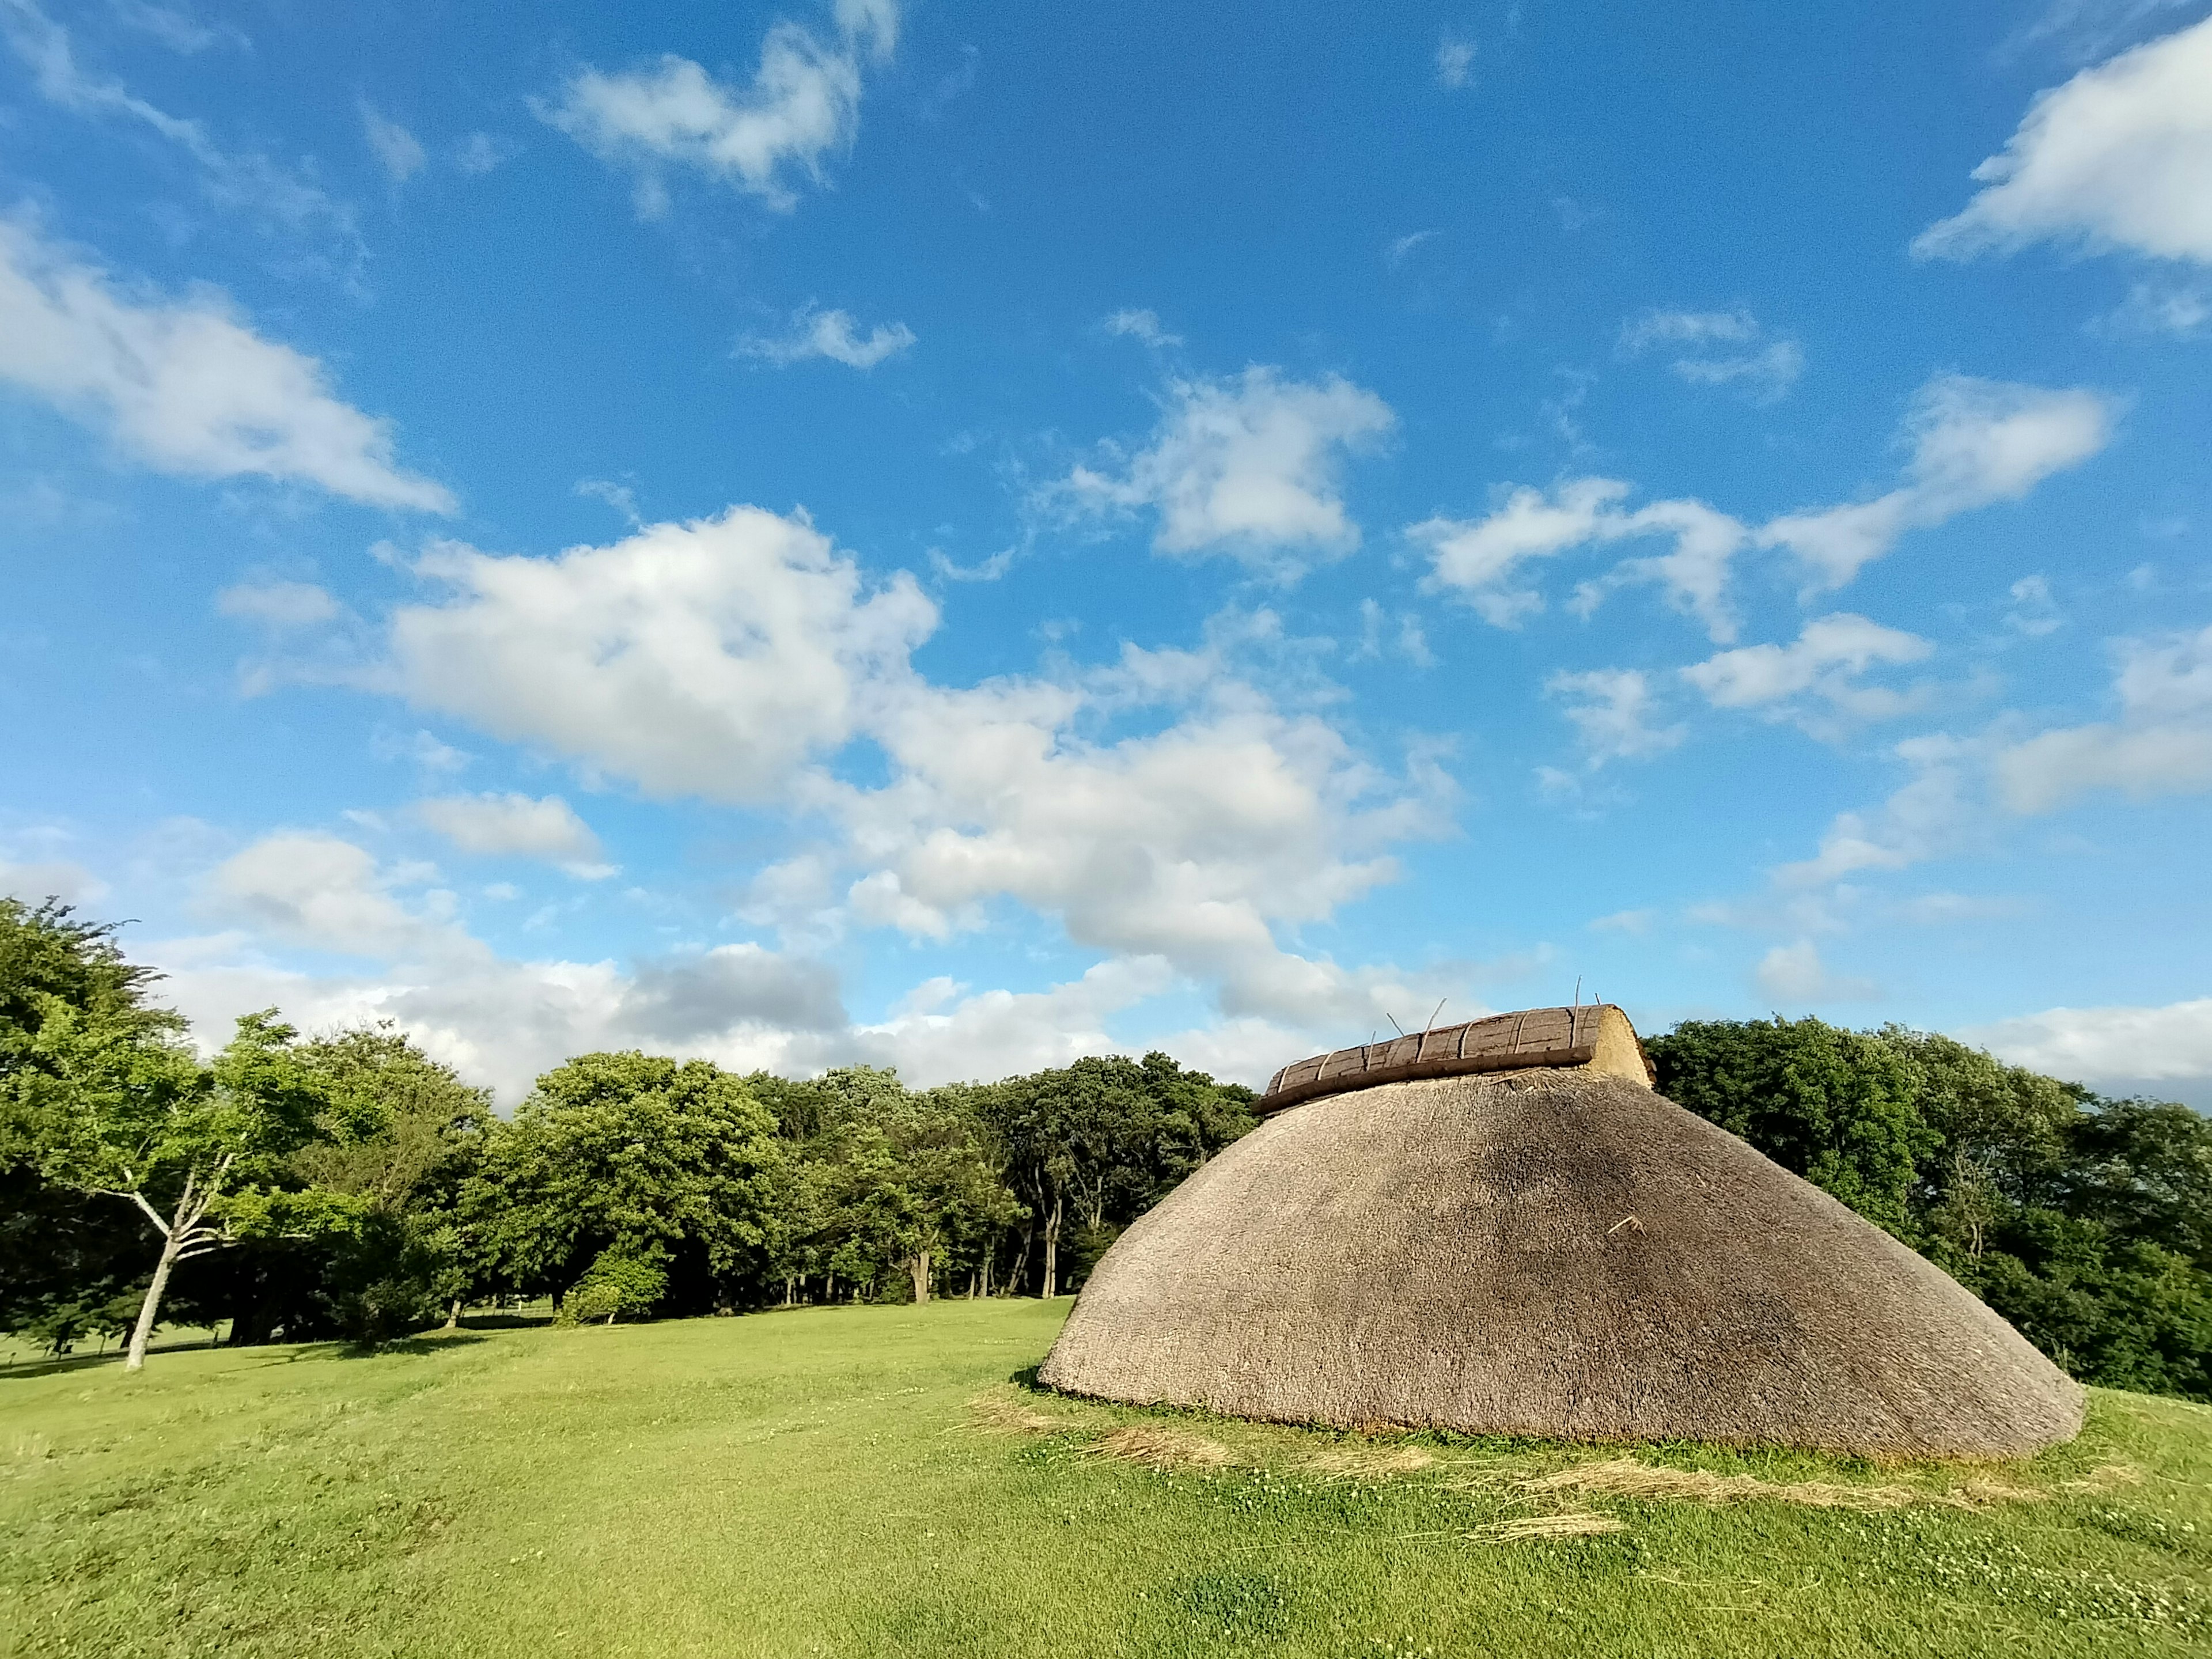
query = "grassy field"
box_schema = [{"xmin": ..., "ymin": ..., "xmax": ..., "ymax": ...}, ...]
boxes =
[{"xmin": 3, "ymin": 1299, "xmax": 2209, "ymax": 1658}]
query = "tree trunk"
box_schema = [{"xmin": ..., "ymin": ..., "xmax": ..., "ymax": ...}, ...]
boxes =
[
  {"xmin": 1041, "ymin": 1195, "xmax": 1063, "ymax": 1299},
  {"xmin": 907, "ymin": 1250, "xmax": 931, "ymax": 1304},
  {"xmin": 443, "ymin": 1298, "xmax": 462, "ymax": 1331},
  {"xmin": 980, "ymin": 1249, "xmax": 991, "ymax": 1298},
  {"xmin": 125, "ymin": 1231, "xmax": 183, "ymax": 1373}
]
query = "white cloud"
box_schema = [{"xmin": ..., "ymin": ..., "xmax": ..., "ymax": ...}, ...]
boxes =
[
  {"xmin": 1962, "ymin": 996, "xmax": 2212, "ymax": 1085},
  {"xmin": 2097, "ymin": 276, "xmax": 2212, "ymax": 335},
  {"xmin": 251, "ymin": 499, "xmax": 1458, "ymax": 1046},
  {"xmin": 0, "ymin": 218, "xmax": 454, "ymax": 510},
  {"xmin": 1756, "ymin": 374, "xmax": 2113, "ymax": 588},
  {"xmin": 1545, "ymin": 668, "xmax": 1685, "ymax": 765},
  {"xmin": 1104, "ymin": 308, "xmax": 1181, "ymax": 348},
  {"xmin": 826, "ymin": 663, "xmax": 1451, "ymax": 1029},
  {"xmin": 157, "ymin": 828, "xmax": 1379, "ymax": 1099},
  {"xmin": 108, "ymin": 2, "xmax": 248, "ymax": 55},
  {"xmin": 1, "ymin": 857, "xmax": 107, "ymax": 904},
  {"xmin": 1589, "ymin": 908, "xmax": 1656, "ymax": 934},
  {"xmin": 1059, "ymin": 367, "xmax": 1395, "ymax": 572},
  {"xmin": 574, "ymin": 476, "xmax": 642, "ymax": 525},
  {"xmin": 2, "ymin": 0, "xmax": 351, "ymax": 244},
  {"xmin": 168, "ymin": 832, "xmax": 854, "ymax": 1099},
  {"xmin": 2004, "ymin": 574, "xmax": 2065, "ymax": 638},
  {"xmin": 360, "ymin": 102, "xmax": 426, "ymax": 185},
  {"xmin": 1414, "ymin": 480, "xmax": 1750, "ymax": 639},
  {"xmin": 381, "ymin": 507, "xmax": 935, "ymax": 802},
  {"xmin": 209, "ymin": 832, "xmax": 470, "ymax": 964},
  {"xmin": 1618, "ymin": 308, "xmax": 1804, "ymax": 403},
  {"xmin": 1435, "ymin": 31, "xmax": 1475, "ymax": 88},
  {"xmin": 1384, "ymin": 230, "xmax": 1437, "ymax": 266},
  {"xmin": 738, "ymin": 305, "xmax": 915, "ymax": 368},
  {"xmin": 1916, "ymin": 16, "xmax": 2212, "ymax": 264},
  {"xmin": 454, "ymin": 132, "xmax": 516, "ymax": 176},
  {"xmin": 1774, "ymin": 733, "xmax": 1980, "ymax": 889},
  {"xmin": 1995, "ymin": 622, "xmax": 2212, "ymax": 810},
  {"xmin": 2009, "ymin": 0, "xmax": 2197, "ymax": 65},
  {"xmin": 217, "ymin": 579, "xmax": 342, "ymax": 629},
  {"xmin": 1754, "ymin": 939, "xmax": 1878, "ymax": 1003},
  {"xmin": 1424, "ymin": 373, "xmax": 2111, "ymax": 631},
  {"xmin": 543, "ymin": 0, "xmax": 899, "ymax": 214},
  {"xmin": 412, "ymin": 793, "xmax": 612, "ymax": 877},
  {"xmin": 1681, "ymin": 612, "xmax": 1933, "ymax": 724}
]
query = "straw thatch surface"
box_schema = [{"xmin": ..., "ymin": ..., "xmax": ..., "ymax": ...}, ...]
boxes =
[
  {"xmin": 1039, "ymin": 1067, "xmax": 2084, "ymax": 1458},
  {"xmin": 1262, "ymin": 1003, "xmax": 1652, "ymax": 1113}
]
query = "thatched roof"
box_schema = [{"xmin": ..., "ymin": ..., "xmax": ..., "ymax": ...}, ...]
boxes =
[
  {"xmin": 1041, "ymin": 1053, "xmax": 2083, "ymax": 1457},
  {"xmin": 1262, "ymin": 1003, "xmax": 1652, "ymax": 1112}
]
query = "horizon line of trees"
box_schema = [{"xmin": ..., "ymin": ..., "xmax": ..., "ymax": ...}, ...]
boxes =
[{"xmin": 5, "ymin": 896, "xmax": 2209, "ymax": 1404}]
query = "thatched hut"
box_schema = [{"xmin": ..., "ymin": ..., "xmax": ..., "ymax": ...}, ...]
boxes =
[{"xmin": 1039, "ymin": 1004, "xmax": 2082, "ymax": 1458}]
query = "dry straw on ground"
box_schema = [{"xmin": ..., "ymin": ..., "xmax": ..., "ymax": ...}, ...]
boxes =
[
  {"xmin": 1466, "ymin": 1511, "xmax": 1626, "ymax": 1542},
  {"xmin": 1042, "ymin": 1064, "xmax": 2083, "ymax": 1459},
  {"xmin": 1088, "ymin": 1425, "xmax": 1238, "ymax": 1469}
]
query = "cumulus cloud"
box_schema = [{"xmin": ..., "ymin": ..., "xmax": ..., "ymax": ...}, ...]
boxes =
[
  {"xmin": 169, "ymin": 832, "xmax": 853, "ymax": 1099},
  {"xmin": 1962, "ymin": 996, "xmax": 2212, "ymax": 1086},
  {"xmin": 738, "ymin": 305, "xmax": 915, "ymax": 368},
  {"xmin": 1545, "ymin": 668, "xmax": 1686, "ymax": 766},
  {"xmin": 249, "ymin": 500, "xmax": 1459, "ymax": 1048},
  {"xmin": 1682, "ymin": 613, "xmax": 1934, "ymax": 725},
  {"xmin": 1916, "ymin": 16, "xmax": 2212, "ymax": 264},
  {"xmin": 1, "ymin": 857, "xmax": 107, "ymax": 904},
  {"xmin": 359, "ymin": 102, "xmax": 426, "ymax": 185},
  {"xmin": 543, "ymin": 0, "xmax": 899, "ymax": 214},
  {"xmin": 381, "ymin": 507, "xmax": 935, "ymax": 802},
  {"xmin": 0, "ymin": 218, "xmax": 454, "ymax": 510},
  {"xmin": 1996, "ymin": 622, "xmax": 2212, "ymax": 811},
  {"xmin": 1618, "ymin": 308, "xmax": 1805, "ymax": 403},
  {"xmin": 160, "ymin": 829, "xmax": 1409, "ymax": 1099},
  {"xmin": 412, "ymin": 793, "xmax": 612, "ymax": 877},
  {"xmin": 1059, "ymin": 368, "xmax": 1395, "ymax": 572}
]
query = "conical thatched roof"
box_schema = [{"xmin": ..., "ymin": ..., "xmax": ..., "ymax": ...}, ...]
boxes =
[{"xmin": 1041, "ymin": 1007, "xmax": 2082, "ymax": 1458}]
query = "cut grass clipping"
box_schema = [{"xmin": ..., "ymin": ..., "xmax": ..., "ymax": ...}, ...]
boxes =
[{"xmin": 5, "ymin": 1298, "xmax": 2210, "ymax": 1658}]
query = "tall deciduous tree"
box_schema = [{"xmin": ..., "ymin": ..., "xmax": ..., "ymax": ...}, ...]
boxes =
[
  {"xmin": 19, "ymin": 1007, "xmax": 326, "ymax": 1370},
  {"xmin": 463, "ymin": 1052, "xmax": 783, "ymax": 1314}
]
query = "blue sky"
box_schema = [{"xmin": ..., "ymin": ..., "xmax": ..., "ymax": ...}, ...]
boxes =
[{"xmin": 3, "ymin": 0, "xmax": 2210, "ymax": 1103}]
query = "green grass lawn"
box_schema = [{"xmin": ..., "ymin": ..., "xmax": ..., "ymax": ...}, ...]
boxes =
[{"xmin": 3, "ymin": 1298, "xmax": 2209, "ymax": 1658}]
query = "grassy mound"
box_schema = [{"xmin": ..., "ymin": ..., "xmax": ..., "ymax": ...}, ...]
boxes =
[{"xmin": 3, "ymin": 1299, "xmax": 2208, "ymax": 1657}]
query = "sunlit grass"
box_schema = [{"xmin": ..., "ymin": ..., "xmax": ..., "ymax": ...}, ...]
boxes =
[{"xmin": 3, "ymin": 1298, "xmax": 2207, "ymax": 1657}]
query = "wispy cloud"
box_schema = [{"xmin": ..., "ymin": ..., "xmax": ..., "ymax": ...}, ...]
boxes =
[
  {"xmin": 738, "ymin": 305, "xmax": 916, "ymax": 368},
  {"xmin": 1618, "ymin": 307, "xmax": 1804, "ymax": 403}
]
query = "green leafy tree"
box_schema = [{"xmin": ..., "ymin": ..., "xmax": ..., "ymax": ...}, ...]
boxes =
[
  {"xmin": 464, "ymin": 1052, "xmax": 783, "ymax": 1314},
  {"xmin": 1647, "ymin": 1017, "xmax": 1936, "ymax": 1237},
  {"xmin": 559, "ymin": 1244, "xmax": 669, "ymax": 1325},
  {"xmin": 18, "ymin": 1006, "xmax": 326, "ymax": 1370},
  {"xmin": 286, "ymin": 1024, "xmax": 493, "ymax": 1342}
]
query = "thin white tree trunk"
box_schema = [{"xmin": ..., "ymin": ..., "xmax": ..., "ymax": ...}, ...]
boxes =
[{"xmin": 124, "ymin": 1232, "xmax": 182, "ymax": 1373}]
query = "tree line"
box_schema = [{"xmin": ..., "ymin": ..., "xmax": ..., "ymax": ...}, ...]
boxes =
[
  {"xmin": 5, "ymin": 897, "xmax": 2209, "ymax": 1404},
  {"xmin": 0, "ymin": 900, "xmax": 1255, "ymax": 1366}
]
